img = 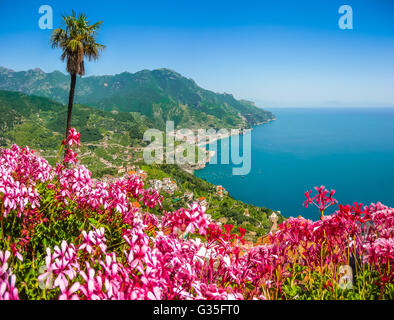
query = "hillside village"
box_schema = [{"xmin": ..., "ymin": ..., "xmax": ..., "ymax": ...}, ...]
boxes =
[{"xmin": 99, "ymin": 162, "xmax": 282, "ymax": 244}]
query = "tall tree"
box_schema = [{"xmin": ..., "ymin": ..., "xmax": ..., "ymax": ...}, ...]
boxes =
[{"xmin": 50, "ymin": 11, "xmax": 105, "ymax": 145}]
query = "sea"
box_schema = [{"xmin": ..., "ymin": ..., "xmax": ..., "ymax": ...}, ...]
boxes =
[{"xmin": 195, "ymin": 108, "xmax": 394, "ymax": 220}]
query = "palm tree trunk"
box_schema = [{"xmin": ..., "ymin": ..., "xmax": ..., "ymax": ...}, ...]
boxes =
[{"xmin": 65, "ymin": 73, "xmax": 77, "ymax": 156}]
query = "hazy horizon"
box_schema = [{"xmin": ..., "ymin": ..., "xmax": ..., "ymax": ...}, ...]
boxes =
[{"xmin": 1, "ymin": 0, "xmax": 393, "ymax": 108}]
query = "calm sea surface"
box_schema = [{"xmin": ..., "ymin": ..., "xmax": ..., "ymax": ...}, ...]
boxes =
[{"xmin": 195, "ymin": 108, "xmax": 394, "ymax": 220}]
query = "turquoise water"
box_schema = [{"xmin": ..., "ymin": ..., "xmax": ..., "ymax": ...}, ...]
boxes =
[{"xmin": 195, "ymin": 108, "xmax": 394, "ymax": 220}]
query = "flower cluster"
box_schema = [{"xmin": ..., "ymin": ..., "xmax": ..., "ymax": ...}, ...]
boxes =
[
  {"xmin": 0, "ymin": 145, "xmax": 52, "ymax": 217},
  {"xmin": 303, "ymin": 185, "xmax": 338, "ymax": 217},
  {"xmin": 0, "ymin": 250, "xmax": 19, "ymax": 300},
  {"xmin": 38, "ymin": 241, "xmax": 79, "ymax": 292},
  {"xmin": 162, "ymin": 203, "xmax": 210, "ymax": 236},
  {"xmin": 63, "ymin": 128, "xmax": 81, "ymax": 148},
  {"xmin": 0, "ymin": 129, "xmax": 393, "ymax": 300},
  {"xmin": 362, "ymin": 203, "xmax": 394, "ymax": 267}
]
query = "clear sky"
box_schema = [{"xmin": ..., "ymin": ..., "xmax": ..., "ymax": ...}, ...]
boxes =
[{"xmin": 0, "ymin": 0, "xmax": 393, "ymax": 107}]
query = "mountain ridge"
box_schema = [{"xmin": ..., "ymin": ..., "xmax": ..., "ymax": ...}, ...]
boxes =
[{"xmin": 0, "ymin": 66, "xmax": 274, "ymax": 130}]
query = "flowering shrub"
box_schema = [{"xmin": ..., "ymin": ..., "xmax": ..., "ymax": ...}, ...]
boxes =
[
  {"xmin": 0, "ymin": 129, "xmax": 393, "ymax": 300},
  {"xmin": 0, "ymin": 250, "xmax": 19, "ymax": 300},
  {"xmin": 303, "ymin": 185, "xmax": 338, "ymax": 218}
]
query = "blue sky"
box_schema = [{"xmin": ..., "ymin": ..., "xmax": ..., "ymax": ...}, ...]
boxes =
[{"xmin": 0, "ymin": 0, "xmax": 393, "ymax": 107}]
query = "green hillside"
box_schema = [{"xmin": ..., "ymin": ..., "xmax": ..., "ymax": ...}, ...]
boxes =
[
  {"xmin": 0, "ymin": 67, "xmax": 274, "ymax": 130},
  {"xmin": 0, "ymin": 90, "xmax": 154, "ymax": 174},
  {"xmin": 142, "ymin": 164, "xmax": 283, "ymax": 238}
]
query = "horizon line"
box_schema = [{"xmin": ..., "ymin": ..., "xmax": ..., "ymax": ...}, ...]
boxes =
[{"xmin": 2, "ymin": 65, "xmax": 393, "ymax": 109}]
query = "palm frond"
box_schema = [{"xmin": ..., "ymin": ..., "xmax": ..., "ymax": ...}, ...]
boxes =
[{"xmin": 51, "ymin": 11, "xmax": 105, "ymax": 75}]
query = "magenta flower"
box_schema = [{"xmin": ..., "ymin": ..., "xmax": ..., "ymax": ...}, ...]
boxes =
[
  {"xmin": 79, "ymin": 227, "xmax": 107, "ymax": 254},
  {"xmin": 2, "ymin": 130, "xmax": 393, "ymax": 300},
  {"xmin": 39, "ymin": 241, "xmax": 79, "ymax": 291},
  {"xmin": 0, "ymin": 250, "xmax": 19, "ymax": 300},
  {"xmin": 303, "ymin": 185, "xmax": 338, "ymax": 218},
  {"xmin": 59, "ymin": 282, "xmax": 80, "ymax": 300},
  {"xmin": 63, "ymin": 149, "xmax": 78, "ymax": 165},
  {"xmin": 63, "ymin": 128, "xmax": 81, "ymax": 148}
]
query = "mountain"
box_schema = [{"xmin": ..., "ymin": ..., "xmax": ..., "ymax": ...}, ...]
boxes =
[
  {"xmin": 0, "ymin": 89, "xmax": 152, "ymax": 155},
  {"xmin": 0, "ymin": 67, "xmax": 274, "ymax": 130}
]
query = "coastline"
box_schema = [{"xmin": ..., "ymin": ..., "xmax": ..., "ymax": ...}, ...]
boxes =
[{"xmin": 182, "ymin": 117, "xmax": 276, "ymax": 175}]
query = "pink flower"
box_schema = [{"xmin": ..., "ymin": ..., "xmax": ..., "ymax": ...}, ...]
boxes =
[
  {"xmin": 123, "ymin": 229, "xmax": 150, "ymax": 271},
  {"xmin": 303, "ymin": 185, "xmax": 338, "ymax": 217},
  {"xmin": 0, "ymin": 145, "xmax": 51, "ymax": 217},
  {"xmin": 63, "ymin": 149, "xmax": 78, "ymax": 165},
  {"xmin": 0, "ymin": 250, "xmax": 19, "ymax": 300},
  {"xmin": 3, "ymin": 130, "xmax": 394, "ymax": 300},
  {"xmin": 63, "ymin": 128, "xmax": 81, "ymax": 148},
  {"xmin": 147, "ymin": 286, "xmax": 162, "ymax": 300},
  {"xmin": 59, "ymin": 282, "xmax": 80, "ymax": 300},
  {"xmin": 40, "ymin": 241, "xmax": 79, "ymax": 291},
  {"xmin": 162, "ymin": 203, "xmax": 209, "ymax": 237},
  {"xmin": 79, "ymin": 227, "xmax": 107, "ymax": 254}
]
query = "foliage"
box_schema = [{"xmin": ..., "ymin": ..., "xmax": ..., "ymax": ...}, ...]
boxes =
[
  {"xmin": 139, "ymin": 163, "xmax": 278, "ymax": 237},
  {"xmin": 0, "ymin": 129, "xmax": 392, "ymax": 300},
  {"xmin": 50, "ymin": 11, "xmax": 105, "ymax": 76},
  {"xmin": 0, "ymin": 67, "xmax": 274, "ymax": 130}
]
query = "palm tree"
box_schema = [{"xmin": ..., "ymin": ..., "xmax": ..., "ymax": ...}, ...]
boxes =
[{"xmin": 50, "ymin": 11, "xmax": 105, "ymax": 144}]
